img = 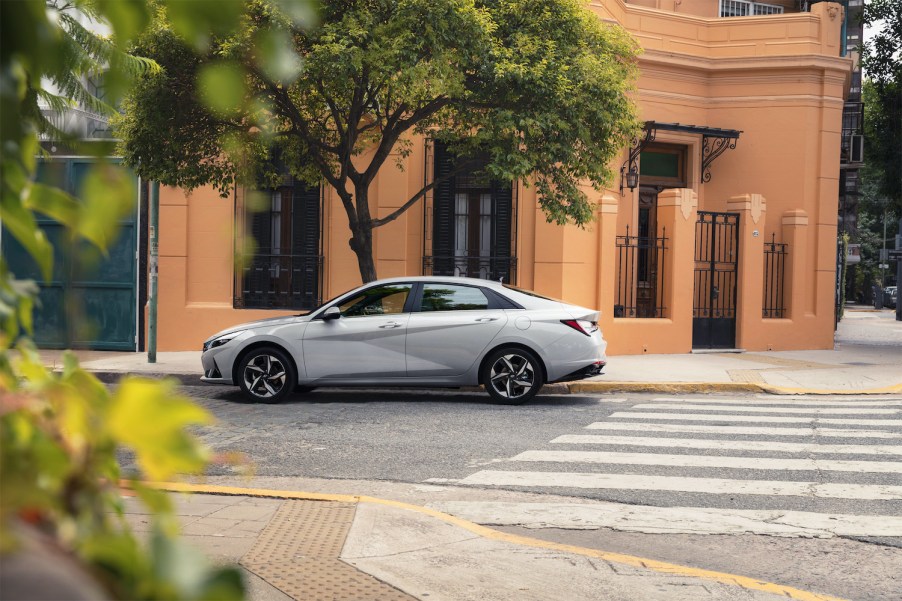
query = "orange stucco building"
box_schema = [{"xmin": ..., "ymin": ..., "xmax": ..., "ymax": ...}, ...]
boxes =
[{"xmin": 153, "ymin": 0, "xmax": 851, "ymax": 354}]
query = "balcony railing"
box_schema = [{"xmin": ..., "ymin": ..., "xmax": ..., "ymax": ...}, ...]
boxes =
[
  {"xmin": 719, "ymin": 0, "xmax": 784, "ymax": 17},
  {"xmin": 235, "ymin": 253, "xmax": 323, "ymax": 310},
  {"xmin": 423, "ymin": 254, "xmax": 517, "ymax": 283}
]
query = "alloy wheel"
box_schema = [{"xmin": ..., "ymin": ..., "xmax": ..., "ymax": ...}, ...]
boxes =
[
  {"xmin": 243, "ymin": 353, "xmax": 287, "ymax": 399},
  {"xmin": 488, "ymin": 353, "xmax": 536, "ymax": 400}
]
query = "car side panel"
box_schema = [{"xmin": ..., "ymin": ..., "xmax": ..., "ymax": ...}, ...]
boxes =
[{"xmin": 405, "ymin": 310, "xmax": 508, "ymax": 376}]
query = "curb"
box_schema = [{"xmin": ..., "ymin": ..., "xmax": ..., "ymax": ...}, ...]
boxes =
[
  {"xmin": 125, "ymin": 480, "xmax": 847, "ymax": 601},
  {"xmin": 567, "ymin": 380, "xmax": 902, "ymax": 396},
  {"xmin": 90, "ymin": 371, "xmax": 200, "ymax": 385},
  {"xmin": 88, "ymin": 371, "xmax": 902, "ymax": 396}
]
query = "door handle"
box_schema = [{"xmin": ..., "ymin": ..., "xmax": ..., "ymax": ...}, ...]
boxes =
[
  {"xmin": 379, "ymin": 321, "xmax": 403, "ymax": 329},
  {"xmin": 475, "ymin": 316, "xmax": 499, "ymax": 322}
]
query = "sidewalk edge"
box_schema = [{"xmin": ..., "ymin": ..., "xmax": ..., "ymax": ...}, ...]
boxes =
[
  {"xmin": 567, "ymin": 381, "xmax": 902, "ymax": 396},
  {"xmin": 124, "ymin": 480, "xmax": 847, "ymax": 601}
]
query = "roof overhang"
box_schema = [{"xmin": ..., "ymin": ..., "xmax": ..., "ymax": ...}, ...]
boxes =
[{"xmin": 620, "ymin": 121, "xmax": 743, "ymax": 195}]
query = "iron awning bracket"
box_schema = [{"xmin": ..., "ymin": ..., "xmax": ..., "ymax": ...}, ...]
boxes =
[
  {"xmin": 701, "ymin": 132, "xmax": 740, "ymax": 184},
  {"xmin": 619, "ymin": 125, "xmax": 656, "ymax": 195},
  {"xmin": 621, "ymin": 122, "xmax": 742, "ymax": 194}
]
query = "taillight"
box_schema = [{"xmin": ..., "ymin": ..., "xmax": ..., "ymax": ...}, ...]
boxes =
[{"xmin": 561, "ymin": 319, "xmax": 598, "ymax": 336}]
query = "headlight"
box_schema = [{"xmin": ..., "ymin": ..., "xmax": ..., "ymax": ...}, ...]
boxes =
[{"xmin": 202, "ymin": 330, "xmax": 246, "ymax": 352}]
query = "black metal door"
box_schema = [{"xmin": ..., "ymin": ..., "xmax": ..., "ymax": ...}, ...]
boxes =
[{"xmin": 693, "ymin": 211, "xmax": 739, "ymax": 349}]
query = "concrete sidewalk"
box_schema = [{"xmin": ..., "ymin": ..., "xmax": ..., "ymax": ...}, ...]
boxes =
[
  {"xmin": 39, "ymin": 305, "xmax": 902, "ymax": 395},
  {"xmin": 124, "ymin": 480, "xmax": 845, "ymax": 601}
]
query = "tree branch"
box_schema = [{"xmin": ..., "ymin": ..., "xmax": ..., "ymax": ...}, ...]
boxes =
[{"xmin": 370, "ymin": 157, "xmax": 482, "ymax": 228}]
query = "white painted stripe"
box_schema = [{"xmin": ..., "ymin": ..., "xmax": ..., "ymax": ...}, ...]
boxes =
[
  {"xmin": 610, "ymin": 412, "xmax": 902, "ymax": 426},
  {"xmin": 586, "ymin": 422, "xmax": 899, "ymax": 439},
  {"xmin": 633, "ymin": 404, "xmax": 898, "ymax": 415},
  {"xmin": 459, "ymin": 470, "xmax": 902, "ymax": 500},
  {"xmin": 651, "ymin": 397, "xmax": 902, "ymax": 407},
  {"xmin": 430, "ymin": 501, "xmax": 902, "ymax": 537},
  {"xmin": 552, "ymin": 434, "xmax": 902, "ymax": 456},
  {"xmin": 512, "ymin": 450, "xmax": 902, "ymax": 473}
]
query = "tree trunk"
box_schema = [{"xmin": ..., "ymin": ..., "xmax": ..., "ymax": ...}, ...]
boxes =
[{"xmin": 349, "ymin": 225, "xmax": 377, "ymax": 283}]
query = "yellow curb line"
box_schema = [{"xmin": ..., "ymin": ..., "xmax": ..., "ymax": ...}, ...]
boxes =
[
  {"xmin": 124, "ymin": 480, "xmax": 847, "ymax": 601},
  {"xmin": 568, "ymin": 381, "xmax": 902, "ymax": 396}
]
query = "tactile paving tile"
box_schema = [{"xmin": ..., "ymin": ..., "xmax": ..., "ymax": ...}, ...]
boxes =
[
  {"xmin": 726, "ymin": 369, "xmax": 766, "ymax": 383},
  {"xmin": 241, "ymin": 500, "xmax": 415, "ymax": 601},
  {"xmin": 717, "ymin": 353, "xmax": 833, "ymax": 370}
]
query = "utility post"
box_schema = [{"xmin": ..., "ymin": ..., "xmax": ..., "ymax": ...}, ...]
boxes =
[
  {"xmin": 897, "ymin": 217, "xmax": 901, "ymax": 322},
  {"xmin": 148, "ymin": 181, "xmax": 159, "ymax": 363}
]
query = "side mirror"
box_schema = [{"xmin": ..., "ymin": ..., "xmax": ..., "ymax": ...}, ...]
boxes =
[{"xmin": 322, "ymin": 306, "xmax": 341, "ymax": 321}]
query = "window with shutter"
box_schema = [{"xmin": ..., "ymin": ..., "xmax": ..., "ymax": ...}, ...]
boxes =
[
  {"xmin": 427, "ymin": 142, "xmax": 517, "ymax": 283},
  {"xmin": 235, "ymin": 176, "xmax": 322, "ymax": 310}
]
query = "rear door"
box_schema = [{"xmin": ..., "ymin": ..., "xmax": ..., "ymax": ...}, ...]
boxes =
[{"xmin": 405, "ymin": 283, "xmax": 507, "ymax": 376}]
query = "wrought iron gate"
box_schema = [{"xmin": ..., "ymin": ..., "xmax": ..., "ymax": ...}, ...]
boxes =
[{"xmin": 693, "ymin": 211, "xmax": 739, "ymax": 349}]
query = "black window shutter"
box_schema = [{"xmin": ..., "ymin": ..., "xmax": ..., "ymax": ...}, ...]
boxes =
[
  {"xmin": 491, "ymin": 181, "xmax": 513, "ymax": 282},
  {"xmin": 244, "ymin": 194, "xmax": 273, "ymax": 306},
  {"xmin": 291, "ymin": 182, "xmax": 321, "ymax": 307},
  {"xmin": 432, "ymin": 142, "xmax": 455, "ymax": 275}
]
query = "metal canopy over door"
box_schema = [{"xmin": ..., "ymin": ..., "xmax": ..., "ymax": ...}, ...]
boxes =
[
  {"xmin": 693, "ymin": 211, "xmax": 739, "ymax": 349},
  {"xmin": 1, "ymin": 159, "xmax": 138, "ymax": 350}
]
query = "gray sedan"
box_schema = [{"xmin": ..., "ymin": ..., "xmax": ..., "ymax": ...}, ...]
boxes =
[{"xmin": 201, "ymin": 276, "xmax": 606, "ymax": 404}]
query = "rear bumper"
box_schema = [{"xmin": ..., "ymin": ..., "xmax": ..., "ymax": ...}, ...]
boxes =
[{"xmin": 553, "ymin": 360, "xmax": 606, "ymax": 383}]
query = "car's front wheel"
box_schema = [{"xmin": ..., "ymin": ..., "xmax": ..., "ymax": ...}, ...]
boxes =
[
  {"xmin": 237, "ymin": 346, "xmax": 296, "ymax": 404},
  {"xmin": 480, "ymin": 347, "xmax": 544, "ymax": 405}
]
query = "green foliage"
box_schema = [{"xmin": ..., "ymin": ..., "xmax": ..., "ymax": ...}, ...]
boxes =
[
  {"xmin": 1, "ymin": 345, "xmax": 242, "ymax": 600},
  {"xmin": 860, "ymin": 0, "xmax": 901, "ymax": 211},
  {"xmin": 0, "ymin": 1, "xmax": 267, "ymax": 598},
  {"xmin": 116, "ymin": 0, "xmax": 641, "ymax": 281}
]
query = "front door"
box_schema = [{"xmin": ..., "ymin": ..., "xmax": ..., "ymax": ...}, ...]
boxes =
[
  {"xmin": 302, "ymin": 283, "xmax": 413, "ymax": 379},
  {"xmin": 693, "ymin": 211, "xmax": 739, "ymax": 349}
]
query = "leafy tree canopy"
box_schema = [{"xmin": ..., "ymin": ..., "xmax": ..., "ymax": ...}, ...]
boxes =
[
  {"xmin": 860, "ymin": 0, "xmax": 901, "ymax": 210},
  {"xmin": 116, "ymin": 0, "xmax": 641, "ymax": 282}
]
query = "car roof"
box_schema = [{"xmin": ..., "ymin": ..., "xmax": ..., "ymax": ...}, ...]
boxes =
[{"xmin": 372, "ymin": 275, "xmax": 509, "ymax": 290}]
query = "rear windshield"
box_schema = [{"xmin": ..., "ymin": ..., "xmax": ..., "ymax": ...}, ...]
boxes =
[{"xmin": 502, "ymin": 284, "xmax": 567, "ymax": 304}]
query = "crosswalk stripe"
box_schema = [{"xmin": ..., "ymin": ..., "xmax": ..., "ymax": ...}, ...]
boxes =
[
  {"xmin": 552, "ymin": 434, "xmax": 902, "ymax": 455},
  {"xmin": 632, "ymin": 404, "xmax": 898, "ymax": 415},
  {"xmin": 512, "ymin": 450, "xmax": 902, "ymax": 473},
  {"xmin": 458, "ymin": 470, "xmax": 902, "ymax": 500},
  {"xmin": 610, "ymin": 412, "xmax": 902, "ymax": 426},
  {"xmin": 585, "ymin": 422, "xmax": 899, "ymax": 438},
  {"xmin": 651, "ymin": 397, "xmax": 902, "ymax": 407},
  {"xmin": 430, "ymin": 501, "xmax": 902, "ymax": 537}
]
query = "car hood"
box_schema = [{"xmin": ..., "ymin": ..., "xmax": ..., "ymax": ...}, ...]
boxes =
[{"xmin": 204, "ymin": 313, "xmax": 313, "ymax": 342}]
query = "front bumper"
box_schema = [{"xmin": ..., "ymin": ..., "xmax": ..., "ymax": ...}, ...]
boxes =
[{"xmin": 200, "ymin": 349, "xmax": 233, "ymax": 384}]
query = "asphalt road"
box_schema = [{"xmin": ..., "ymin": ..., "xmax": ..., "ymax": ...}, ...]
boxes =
[{"xmin": 130, "ymin": 386, "xmax": 902, "ymax": 601}]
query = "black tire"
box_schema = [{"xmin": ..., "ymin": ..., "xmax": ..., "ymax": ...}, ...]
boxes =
[
  {"xmin": 236, "ymin": 346, "xmax": 296, "ymax": 404},
  {"xmin": 480, "ymin": 347, "xmax": 544, "ymax": 405}
]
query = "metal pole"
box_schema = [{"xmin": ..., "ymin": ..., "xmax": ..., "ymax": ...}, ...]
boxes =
[
  {"xmin": 897, "ymin": 217, "xmax": 901, "ymax": 322},
  {"xmin": 882, "ymin": 206, "xmax": 887, "ymax": 287},
  {"xmin": 148, "ymin": 181, "xmax": 159, "ymax": 363}
]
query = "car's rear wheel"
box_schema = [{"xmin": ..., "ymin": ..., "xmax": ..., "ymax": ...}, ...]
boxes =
[
  {"xmin": 237, "ymin": 346, "xmax": 296, "ymax": 404},
  {"xmin": 480, "ymin": 347, "xmax": 543, "ymax": 405}
]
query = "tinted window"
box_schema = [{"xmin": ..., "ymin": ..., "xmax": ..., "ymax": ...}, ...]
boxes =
[
  {"xmin": 421, "ymin": 284, "xmax": 489, "ymax": 312},
  {"xmin": 338, "ymin": 284, "xmax": 411, "ymax": 317}
]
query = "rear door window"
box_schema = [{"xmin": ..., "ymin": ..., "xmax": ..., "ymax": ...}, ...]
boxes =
[{"xmin": 420, "ymin": 284, "xmax": 489, "ymax": 312}]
